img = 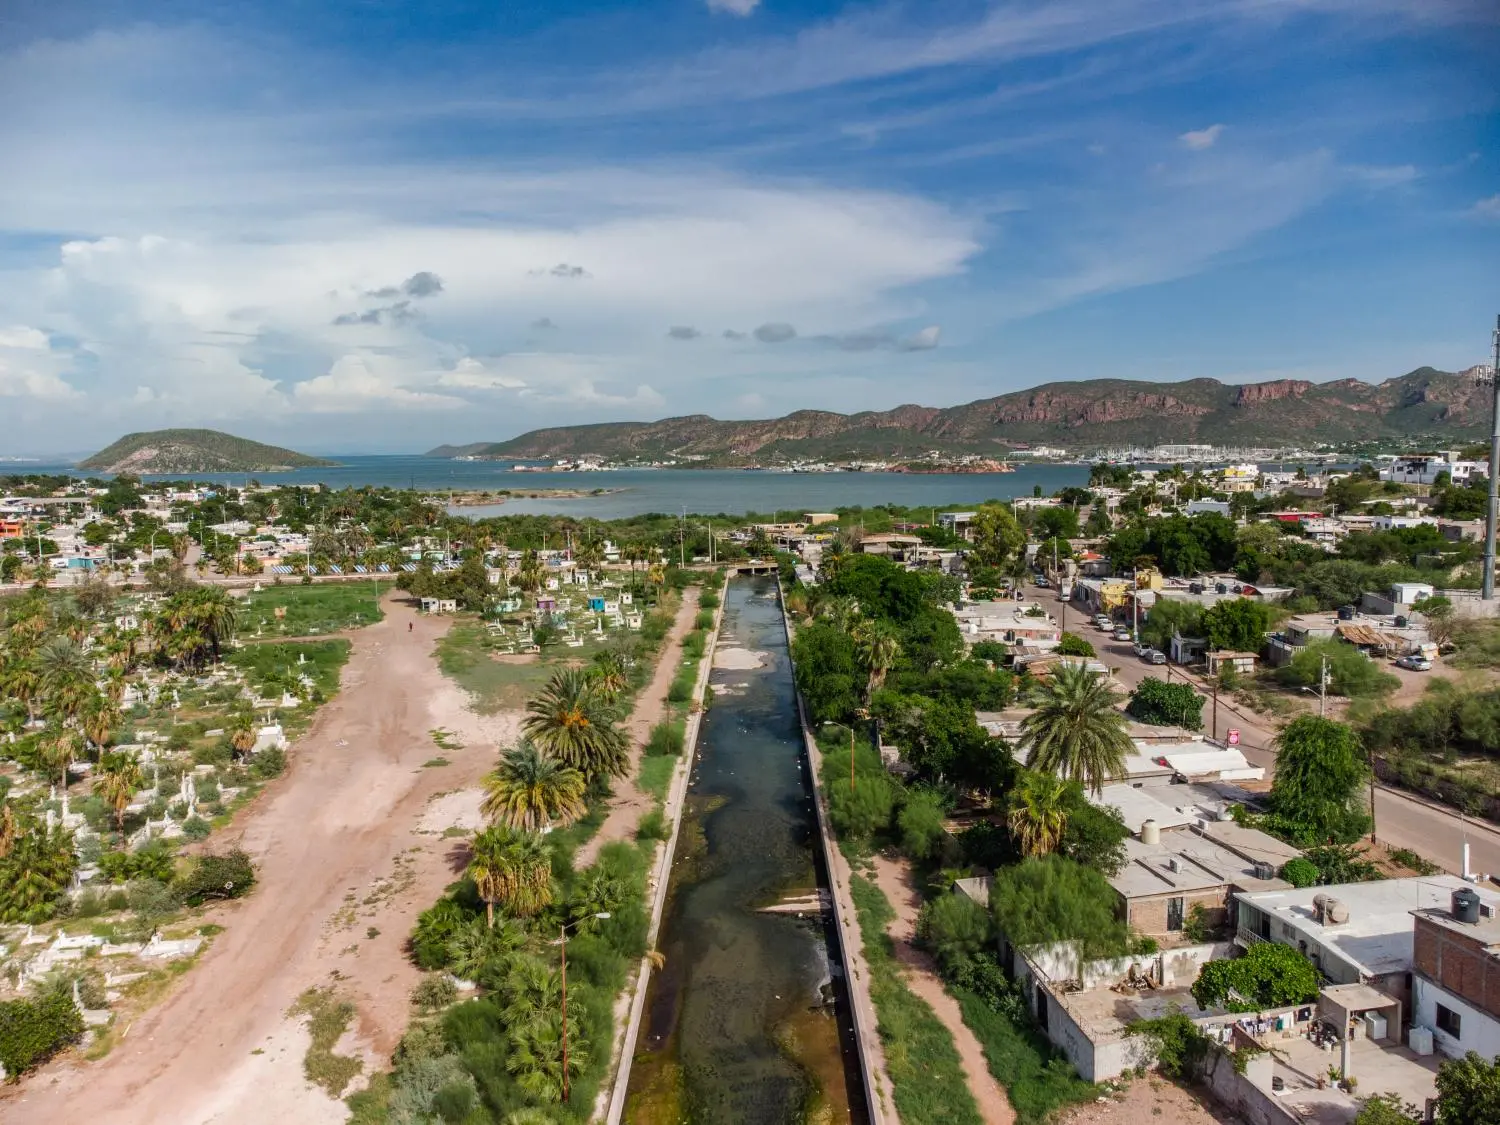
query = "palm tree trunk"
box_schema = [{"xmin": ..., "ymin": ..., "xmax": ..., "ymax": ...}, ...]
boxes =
[{"xmin": 486, "ymin": 899, "xmax": 495, "ymax": 929}]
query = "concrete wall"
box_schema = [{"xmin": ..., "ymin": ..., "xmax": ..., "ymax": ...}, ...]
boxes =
[
  {"xmin": 1413, "ymin": 976, "xmax": 1500, "ymax": 1060},
  {"xmin": 1204, "ymin": 1051, "xmax": 1302, "ymax": 1125},
  {"xmin": 1127, "ymin": 889, "xmax": 1229, "ymax": 938},
  {"xmin": 1414, "ymin": 916, "xmax": 1500, "ymax": 1020}
]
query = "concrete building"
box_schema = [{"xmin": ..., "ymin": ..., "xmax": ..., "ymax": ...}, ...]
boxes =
[
  {"xmin": 1236, "ymin": 877, "xmax": 1487, "ymax": 1013},
  {"xmin": 1411, "ymin": 885, "xmax": 1500, "ymax": 1060},
  {"xmin": 1380, "ymin": 453, "xmax": 1488, "ymax": 486}
]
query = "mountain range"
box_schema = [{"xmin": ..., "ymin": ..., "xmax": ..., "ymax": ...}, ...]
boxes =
[
  {"xmin": 429, "ymin": 367, "xmax": 1491, "ymax": 464},
  {"xmin": 79, "ymin": 430, "xmax": 335, "ymax": 474}
]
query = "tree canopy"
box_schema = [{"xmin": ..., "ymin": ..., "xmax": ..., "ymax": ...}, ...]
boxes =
[{"xmin": 1266, "ymin": 715, "xmax": 1371, "ymax": 845}]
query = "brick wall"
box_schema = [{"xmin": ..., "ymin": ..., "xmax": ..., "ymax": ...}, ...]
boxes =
[
  {"xmin": 1413, "ymin": 915, "xmax": 1500, "ymax": 1021},
  {"xmin": 1128, "ymin": 888, "xmax": 1228, "ymax": 936}
]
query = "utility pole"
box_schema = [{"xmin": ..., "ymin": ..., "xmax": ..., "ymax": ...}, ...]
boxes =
[
  {"xmin": 1483, "ymin": 315, "xmax": 1500, "ymax": 600},
  {"xmin": 1212, "ymin": 683, "xmax": 1218, "ymax": 737}
]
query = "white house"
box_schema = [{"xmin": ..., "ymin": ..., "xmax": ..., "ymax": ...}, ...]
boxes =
[
  {"xmin": 1410, "ymin": 885, "xmax": 1500, "ymax": 1060},
  {"xmin": 1379, "ymin": 454, "xmax": 1488, "ymax": 486}
]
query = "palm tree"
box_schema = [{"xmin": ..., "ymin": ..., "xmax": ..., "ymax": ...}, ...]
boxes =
[
  {"xmin": 854, "ymin": 619, "xmax": 902, "ymax": 704},
  {"xmin": 522, "ymin": 668, "xmax": 628, "ymax": 781},
  {"xmin": 229, "ymin": 713, "xmax": 257, "ymax": 759},
  {"xmin": 40, "ymin": 729, "xmax": 82, "ymax": 791},
  {"xmin": 500, "ymin": 955, "xmax": 564, "ymax": 1029},
  {"xmin": 587, "ymin": 651, "xmax": 628, "ymax": 702},
  {"xmin": 818, "ymin": 596, "xmax": 863, "ymax": 633},
  {"xmin": 506, "ymin": 1007, "xmax": 585, "ymax": 1104},
  {"xmin": 0, "ymin": 803, "xmax": 16, "ymax": 859},
  {"xmin": 1007, "ymin": 770, "xmax": 1070, "ymax": 858},
  {"xmin": 0, "ymin": 651, "xmax": 41, "ymax": 722},
  {"xmin": 0, "ymin": 819, "xmax": 77, "ymax": 923},
  {"xmin": 1021, "ymin": 662, "xmax": 1133, "ymax": 795},
  {"xmin": 481, "ymin": 741, "xmax": 587, "ymax": 833},
  {"xmin": 80, "ymin": 691, "xmax": 120, "ymax": 757},
  {"xmin": 36, "ymin": 635, "xmax": 91, "ymax": 697},
  {"xmin": 93, "ymin": 750, "xmax": 144, "ymax": 832},
  {"xmin": 446, "ymin": 916, "xmax": 525, "ymax": 982},
  {"xmin": 514, "ymin": 549, "xmax": 544, "ymax": 594},
  {"xmin": 467, "ymin": 826, "xmax": 553, "ymax": 927}
]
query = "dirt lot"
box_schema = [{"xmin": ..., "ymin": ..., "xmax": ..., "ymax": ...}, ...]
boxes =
[
  {"xmin": 1058, "ymin": 1074, "xmax": 1243, "ymax": 1125},
  {"xmin": 2, "ymin": 594, "xmax": 520, "ymax": 1125}
]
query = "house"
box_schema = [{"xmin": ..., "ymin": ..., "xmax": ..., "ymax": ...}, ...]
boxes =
[
  {"xmin": 419, "ymin": 598, "xmax": 458, "ymax": 614},
  {"xmin": 804, "ymin": 512, "xmax": 839, "ymax": 526},
  {"xmin": 1170, "ymin": 633, "xmax": 1208, "ymax": 666},
  {"xmin": 1234, "ymin": 876, "xmax": 1486, "ymax": 1010},
  {"xmin": 1218, "ymin": 464, "xmax": 1260, "ymax": 493},
  {"xmin": 1184, "ymin": 499, "xmax": 1232, "ymax": 517},
  {"xmin": 1380, "ymin": 453, "xmax": 1488, "ymax": 486},
  {"xmin": 856, "ymin": 532, "xmax": 925, "ymax": 563},
  {"xmin": 1205, "ymin": 651, "xmax": 1259, "ymax": 677},
  {"xmin": 1410, "ymin": 885, "xmax": 1500, "ymax": 1060},
  {"xmin": 0, "ymin": 518, "xmax": 22, "ymax": 539}
]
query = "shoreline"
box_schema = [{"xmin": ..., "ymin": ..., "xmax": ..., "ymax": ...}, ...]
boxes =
[{"xmin": 439, "ymin": 487, "xmax": 625, "ymax": 506}]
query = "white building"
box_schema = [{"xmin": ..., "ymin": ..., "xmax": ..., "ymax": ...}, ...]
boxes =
[
  {"xmin": 1410, "ymin": 886, "xmax": 1500, "ymax": 1061},
  {"xmin": 1379, "ymin": 453, "xmax": 1488, "ymax": 486}
]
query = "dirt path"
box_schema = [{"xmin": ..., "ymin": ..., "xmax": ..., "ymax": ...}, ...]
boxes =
[
  {"xmin": 1058, "ymin": 1073, "xmax": 1242, "ymax": 1124},
  {"xmin": 870, "ymin": 852, "xmax": 1017, "ymax": 1125},
  {"xmin": 576, "ymin": 588, "xmax": 701, "ymax": 868},
  {"xmin": 2, "ymin": 593, "xmax": 519, "ymax": 1125}
]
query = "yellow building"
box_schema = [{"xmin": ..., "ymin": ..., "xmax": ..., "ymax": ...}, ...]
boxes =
[{"xmin": 1219, "ymin": 463, "xmax": 1260, "ymax": 494}]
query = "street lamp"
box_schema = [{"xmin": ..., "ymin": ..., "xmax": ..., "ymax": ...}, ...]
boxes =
[
  {"xmin": 1473, "ymin": 314, "xmax": 1500, "ymax": 599},
  {"xmin": 552, "ymin": 912, "xmax": 610, "ymax": 1102}
]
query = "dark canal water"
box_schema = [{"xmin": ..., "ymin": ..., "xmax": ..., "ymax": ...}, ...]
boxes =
[{"xmin": 624, "ymin": 577, "xmax": 866, "ymax": 1125}]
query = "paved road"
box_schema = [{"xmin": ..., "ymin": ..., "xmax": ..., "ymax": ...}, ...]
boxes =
[{"xmin": 1034, "ymin": 583, "xmax": 1500, "ymax": 879}]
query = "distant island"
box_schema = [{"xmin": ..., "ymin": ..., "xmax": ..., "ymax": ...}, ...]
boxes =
[
  {"xmin": 427, "ymin": 366, "xmax": 1489, "ymax": 466},
  {"xmin": 79, "ymin": 429, "xmax": 336, "ymax": 474}
]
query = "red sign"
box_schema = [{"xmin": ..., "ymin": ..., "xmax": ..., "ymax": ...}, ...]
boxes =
[{"xmin": 1227, "ymin": 729, "xmax": 1241, "ymax": 746}]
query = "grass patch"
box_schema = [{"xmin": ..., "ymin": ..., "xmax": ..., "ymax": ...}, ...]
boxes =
[
  {"xmin": 289, "ymin": 986, "xmax": 363, "ymax": 1097},
  {"xmin": 429, "ymin": 727, "xmax": 462, "ymax": 750},
  {"xmin": 543, "ymin": 800, "xmax": 609, "ymax": 874},
  {"xmin": 238, "ymin": 581, "xmax": 391, "ymax": 638},
  {"xmin": 636, "ymin": 809, "xmax": 670, "ymax": 842},
  {"xmin": 227, "ymin": 639, "xmax": 350, "ymax": 700},
  {"xmin": 638, "ymin": 754, "xmax": 679, "ymax": 804},
  {"xmin": 953, "ymin": 987, "xmax": 1097, "ymax": 1123},
  {"xmin": 421, "ymin": 757, "xmax": 450, "ymax": 768},
  {"xmin": 848, "ymin": 874, "xmax": 984, "ymax": 1125},
  {"xmin": 435, "ymin": 622, "xmax": 560, "ymax": 713}
]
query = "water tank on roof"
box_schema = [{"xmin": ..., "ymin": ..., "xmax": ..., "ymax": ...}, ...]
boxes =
[
  {"xmin": 1188, "ymin": 582, "xmax": 1203, "ymax": 594},
  {"xmin": 1215, "ymin": 582, "xmax": 1227, "ymax": 594},
  {"xmin": 1454, "ymin": 887, "xmax": 1482, "ymax": 924},
  {"xmin": 1141, "ymin": 819, "xmax": 1161, "ymax": 846},
  {"xmin": 1337, "ymin": 605, "xmax": 1356, "ymax": 620},
  {"xmin": 1395, "ymin": 615, "xmax": 1409, "ymax": 628},
  {"xmin": 1324, "ymin": 898, "xmax": 1349, "ymax": 925},
  {"xmin": 1253, "ymin": 861, "xmax": 1276, "ymax": 880}
]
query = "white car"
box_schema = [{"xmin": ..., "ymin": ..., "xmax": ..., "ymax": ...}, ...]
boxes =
[
  {"xmin": 1113, "ymin": 628, "xmax": 1132, "ymax": 642},
  {"xmin": 1395, "ymin": 654, "xmax": 1432, "ymax": 672}
]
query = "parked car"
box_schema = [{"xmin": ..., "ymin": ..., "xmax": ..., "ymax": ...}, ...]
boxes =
[
  {"xmin": 1035, "ymin": 575, "xmax": 1049, "ymax": 588},
  {"xmin": 1093, "ymin": 615, "xmax": 1113, "ymax": 629},
  {"xmin": 1395, "ymin": 654, "xmax": 1433, "ymax": 671},
  {"xmin": 1146, "ymin": 649, "xmax": 1168, "ymax": 665},
  {"xmin": 1113, "ymin": 628, "xmax": 1132, "ymax": 642},
  {"xmin": 1132, "ymin": 641, "xmax": 1149, "ymax": 656}
]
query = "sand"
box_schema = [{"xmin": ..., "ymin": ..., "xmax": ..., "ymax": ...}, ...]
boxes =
[
  {"xmin": 712, "ymin": 645, "xmax": 768, "ymax": 670},
  {"xmin": 1, "ymin": 594, "xmax": 518, "ymax": 1125},
  {"xmin": 1057, "ymin": 1074, "xmax": 1243, "ymax": 1124}
]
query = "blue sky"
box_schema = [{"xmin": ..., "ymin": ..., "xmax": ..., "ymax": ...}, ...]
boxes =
[{"xmin": 0, "ymin": 0, "xmax": 1495, "ymax": 455}]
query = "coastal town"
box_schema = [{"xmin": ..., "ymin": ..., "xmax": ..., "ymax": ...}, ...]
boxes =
[{"xmin": 3, "ymin": 442, "xmax": 1500, "ymax": 1124}]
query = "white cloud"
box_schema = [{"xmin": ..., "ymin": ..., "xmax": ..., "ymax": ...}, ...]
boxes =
[
  {"xmin": 706, "ymin": 0, "xmax": 761, "ymax": 14},
  {"xmin": 1178, "ymin": 124, "xmax": 1225, "ymax": 150},
  {"xmin": 0, "ymin": 325, "xmax": 78, "ymax": 400},
  {"xmin": 431, "ymin": 357, "xmax": 529, "ymax": 391},
  {"xmin": 290, "ymin": 355, "xmax": 467, "ymax": 413},
  {"xmin": 1472, "ymin": 194, "xmax": 1500, "ymax": 221}
]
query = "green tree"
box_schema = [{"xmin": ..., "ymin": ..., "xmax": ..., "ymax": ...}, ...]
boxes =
[
  {"xmin": 0, "ymin": 819, "xmax": 77, "ymax": 923},
  {"xmin": 897, "ymin": 788, "xmax": 949, "ymax": 860},
  {"xmin": 916, "ymin": 891, "xmax": 993, "ymax": 977},
  {"xmin": 481, "ymin": 741, "xmax": 588, "ymax": 833},
  {"xmin": 791, "ymin": 622, "xmax": 860, "ymax": 725},
  {"xmin": 1266, "ymin": 715, "xmax": 1370, "ymax": 845},
  {"xmin": 990, "ymin": 855, "xmax": 1130, "ymax": 963},
  {"xmin": 1006, "ymin": 770, "xmax": 1069, "ymax": 858},
  {"xmin": 854, "ymin": 618, "xmax": 902, "ymax": 705},
  {"xmin": 1191, "ymin": 942, "xmax": 1319, "ymax": 1011},
  {"xmin": 1278, "ymin": 638, "xmax": 1400, "ymax": 699},
  {"xmin": 521, "ymin": 668, "xmax": 628, "ymax": 781},
  {"xmin": 968, "ymin": 503, "xmax": 1026, "ymax": 570},
  {"xmin": 1058, "ymin": 787, "xmax": 1129, "ymax": 875},
  {"xmin": 1021, "ymin": 662, "xmax": 1133, "ymax": 795},
  {"xmin": 467, "ymin": 826, "xmax": 552, "ymax": 927},
  {"xmin": 1202, "ymin": 598, "xmax": 1274, "ymax": 653},
  {"xmin": 1436, "ymin": 1051, "xmax": 1500, "ymax": 1125},
  {"xmin": 1055, "ymin": 632, "xmax": 1095, "ymax": 657},
  {"xmin": 92, "ymin": 750, "xmax": 144, "ymax": 833},
  {"xmin": 1141, "ymin": 599, "xmax": 1205, "ymax": 652},
  {"xmin": 1352, "ymin": 1093, "xmax": 1422, "ymax": 1124},
  {"xmin": 1125, "ymin": 677, "xmax": 1204, "ymax": 730}
]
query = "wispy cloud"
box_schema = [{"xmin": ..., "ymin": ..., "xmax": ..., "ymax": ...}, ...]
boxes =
[
  {"xmin": 753, "ymin": 322, "xmax": 797, "ymax": 343},
  {"xmin": 1472, "ymin": 194, "xmax": 1500, "ymax": 221},
  {"xmin": 706, "ymin": 0, "xmax": 761, "ymax": 15},
  {"xmin": 1179, "ymin": 124, "xmax": 1225, "ymax": 150},
  {"xmin": 667, "ymin": 326, "xmax": 701, "ymax": 340}
]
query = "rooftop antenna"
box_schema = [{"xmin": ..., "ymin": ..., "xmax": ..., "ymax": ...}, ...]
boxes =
[{"xmin": 1476, "ymin": 314, "xmax": 1500, "ymax": 600}]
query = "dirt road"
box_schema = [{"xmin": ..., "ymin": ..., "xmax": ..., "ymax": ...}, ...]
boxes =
[
  {"xmin": 575, "ymin": 588, "xmax": 700, "ymax": 868},
  {"xmin": 3, "ymin": 594, "xmax": 518, "ymax": 1125},
  {"xmin": 870, "ymin": 853, "xmax": 1016, "ymax": 1125}
]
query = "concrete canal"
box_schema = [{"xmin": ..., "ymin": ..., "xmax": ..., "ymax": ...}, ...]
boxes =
[{"xmin": 623, "ymin": 577, "xmax": 868, "ymax": 1125}]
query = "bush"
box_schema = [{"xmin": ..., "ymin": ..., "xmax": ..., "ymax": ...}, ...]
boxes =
[
  {"xmin": 128, "ymin": 877, "xmax": 178, "ymax": 922},
  {"xmin": 699, "ymin": 591, "xmax": 720, "ymax": 610},
  {"xmin": 1192, "ymin": 942, "xmax": 1318, "ymax": 1012},
  {"xmin": 1128, "ymin": 1010, "xmax": 1213, "ymax": 1080},
  {"xmin": 181, "ymin": 816, "xmax": 211, "ymax": 841},
  {"xmin": 1056, "ymin": 632, "xmax": 1095, "ymax": 658},
  {"xmin": 1280, "ymin": 857, "xmax": 1319, "ymax": 888},
  {"xmin": 897, "ymin": 789, "xmax": 950, "ymax": 861},
  {"xmin": 248, "ymin": 746, "xmax": 287, "ymax": 779},
  {"xmin": 635, "ymin": 810, "xmax": 670, "ymax": 842},
  {"xmin": 694, "ymin": 610, "xmax": 715, "ymax": 631},
  {"xmin": 916, "ymin": 892, "xmax": 993, "ymax": 977},
  {"xmin": 644, "ymin": 720, "xmax": 685, "ymax": 757},
  {"xmin": 174, "ymin": 849, "xmax": 255, "ymax": 905},
  {"xmin": 410, "ymin": 975, "xmax": 458, "ymax": 1014},
  {"xmin": 1126, "ymin": 677, "xmax": 1203, "ymax": 730},
  {"xmin": 0, "ymin": 991, "xmax": 85, "ymax": 1078}
]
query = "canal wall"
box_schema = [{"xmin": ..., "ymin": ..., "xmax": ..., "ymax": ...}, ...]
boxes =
[
  {"xmin": 777, "ymin": 579, "xmax": 896, "ymax": 1125},
  {"xmin": 602, "ymin": 584, "xmax": 726, "ymax": 1124}
]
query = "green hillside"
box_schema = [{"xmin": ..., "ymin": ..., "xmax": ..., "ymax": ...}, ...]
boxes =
[{"xmin": 79, "ymin": 429, "xmax": 335, "ymax": 473}]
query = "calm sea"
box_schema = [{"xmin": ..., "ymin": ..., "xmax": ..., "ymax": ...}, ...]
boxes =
[{"xmin": 3, "ymin": 456, "xmax": 1091, "ymax": 517}]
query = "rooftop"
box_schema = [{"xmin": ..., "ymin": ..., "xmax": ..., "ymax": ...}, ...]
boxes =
[
  {"xmin": 1237, "ymin": 876, "xmax": 1497, "ymax": 977},
  {"xmin": 1412, "ymin": 902, "xmax": 1500, "ymax": 947},
  {"xmin": 1110, "ymin": 831, "xmax": 1289, "ymax": 900}
]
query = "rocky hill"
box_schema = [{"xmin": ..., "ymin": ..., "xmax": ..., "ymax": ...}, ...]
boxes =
[
  {"xmin": 79, "ymin": 430, "xmax": 335, "ymax": 474},
  {"xmin": 430, "ymin": 367, "xmax": 1486, "ymax": 463}
]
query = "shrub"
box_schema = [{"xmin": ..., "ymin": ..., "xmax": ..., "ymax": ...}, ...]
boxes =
[
  {"xmin": 411, "ymin": 899, "xmax": 467, "ymax": 970},
  {"xmin": 410, "ymin": 975, "xmax": 458, "ymax": 1014},
  {"xmin": 897, "ymin": 789, "xmax": 950, "ymax": 861},
  {"xmin": 699, "ymin": 591, "xmax": 720, "ymax": 609},
  {"xmin": 916, "ymin": 892, "xmax": 993, "ymax": 977},
  {"xmin": 1128, "ymin": 1010, "xmax": 1213, "ymax": 1080},
  {"xmin": 635, "ymin": 810, "xmax": 670, "ymax": 842},
  {"xmin": 1126, "ymin": 677, "xmax": 1203, "ymax": 730},
  {"xmin": 181, "ymin": 816, "xmax": 211, "ymax": 841},
  {"xmin": 694, "ymin": 609, "xmax": 716, "ymax": 631},
  {"xmin": 248, "ymin": 746, "xmax": 286, "ymax": 779},
  {"xmin": 174, "ymin": 849, "xmax": 255, "ymax": 905},
  {"xmin": 666, "ymin": 674, "xmax": 693, "ymax": 704},
  {"xmin": 1056, "ymin": 632, "xmax": 1096, "ymax": 658},
  {"xmin": 1192, "ymin": 942, "xmax": 1318, "ymax": 1012},
  {"xmin": 644, "ymin": 720, "xmax": 685, "ymax": 757},
  {"xmin": 1280, "ymin": 857, "xmax": 1319, "ymax": 888},
  {"xmin": 0, "ymin": 991, "xmax": 85, "ymax": 1078},
  {"xmin": 128, "ymin": 878, "xmax": 177, "ymax": 922}
]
